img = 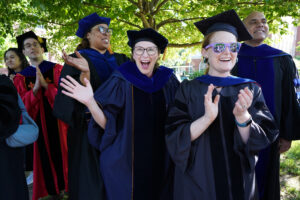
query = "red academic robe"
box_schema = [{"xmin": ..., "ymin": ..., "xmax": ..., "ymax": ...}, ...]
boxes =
[{"xmin": 13, "ymin": 61, "xmax": 68, "ymax": 200}]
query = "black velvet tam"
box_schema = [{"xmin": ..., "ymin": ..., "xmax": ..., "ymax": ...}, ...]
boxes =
[
  {"xmin": 16, "ymin": 31, "xmax": 48, "ymax": 52},
  {"xmin": 194, "ymin": 9, "xmax": 252, "ymax": 41},
  {"xmin": 76, "ymin": 12, "xmax": 111, "ymax": 38},
  {"xmin": 127, "ymin": 28, "xmax": 168, "ymax": 54}
]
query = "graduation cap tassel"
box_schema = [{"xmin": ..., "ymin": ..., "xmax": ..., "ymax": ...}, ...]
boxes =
[
  {"xmin": 108, "ymin": 44, "xmax": 114, "ymax": 54},
  {"xmin": 162, "ymin": 47, "xmax": 167, "ymax": 60}
]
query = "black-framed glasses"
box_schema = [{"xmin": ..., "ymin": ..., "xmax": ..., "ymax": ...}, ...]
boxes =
[
  {"xmin": 98, "ymin": 26, "xmax": 113, "ymax": 35},
  {"xmin": 205, "ymin": 42, "xmax": 241, "ymax": 53},
  {"xmin": 133, "ymin": 47, "xmax": 158, "ymax": 56}
]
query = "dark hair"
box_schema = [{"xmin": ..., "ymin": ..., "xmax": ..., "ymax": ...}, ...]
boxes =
[
  {"xmin": 4, "ymin": 48, "xmax": 30, "ymax": 76},
  {"xmin": 76, "ymin": 24, "xmax": 93, "ymax": 51},
  {"xmin": 76, "ymin": 37, "xmax": 90, "ymax": 51}
]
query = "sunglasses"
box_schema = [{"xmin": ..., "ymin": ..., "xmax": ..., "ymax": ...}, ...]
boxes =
[
  {"xmin": 205, "ymin": 42, "xmax": 241, "ymax": 53},
  {"xmin": 98, "ymin": 26, "xmax": 113, "ymax": 35}
]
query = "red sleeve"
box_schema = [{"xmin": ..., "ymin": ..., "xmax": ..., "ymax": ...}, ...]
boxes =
[
  {"xmin": 13, "ymin": 74, "xmax": 41, "ymax": 120},
  {"xmin": 44, "ymin": 64, "xmax": 63, "ymax": 108}
]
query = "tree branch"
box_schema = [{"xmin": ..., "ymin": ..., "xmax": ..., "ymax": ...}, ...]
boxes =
[
  {"xmin": 157, "ymin": 17, "xmax": 205, "ymax": 29},
  {"xmin": 26, "ymin": 15, "xmax": 77, "ymax": 26},
  {"xmin": 117, "ymin": 18, "xmax": 142, "ymax": 29},
  {"xmin": 128, "ymin": 0, "xmax": 138, "ymax": 7},
  {"xmin": 82, "ymin": 2, "xmax": 111, "ymax": 9},
  {"xmin": 236, "ymin": 2, "xmax": 265, "ymax": 5},
  {"xmin": 168, "ymin": 42, "xmax": 202, "ymax": 48},
  {"xmin": 152, "ymin": 0, "xmax": 169, "ymax": 15}
]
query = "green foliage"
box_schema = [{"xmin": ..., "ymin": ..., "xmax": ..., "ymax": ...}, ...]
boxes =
[
  {"xmin": 280, "ymin": 141, "xmax": 300, "ymax": 176},
  {"xmin": 280, "ymin": 141, "xmax": 300, "ymax": 199},
  {"xmin": 0, "ymin": 0, "xmax": 299, "ymax": 63},
  {"xmin": 189, "ymin": 70, "xmax": 206, "ymax": 80}
]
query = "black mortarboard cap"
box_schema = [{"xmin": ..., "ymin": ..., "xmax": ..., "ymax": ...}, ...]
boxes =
[
  {"xmin": 76, "ymin": 13, "xmax": 111, "ymax": 38},
  {"xmin": 16, "ymin": 31, "xmax": 48, "ymax": 52},
  {"xmin": 194, "ymin": 9, "xmax": 252, "ymax": 41},
  {"xmin": 127, "ymin": 28, "xmax": 168, "ymax": 54}
]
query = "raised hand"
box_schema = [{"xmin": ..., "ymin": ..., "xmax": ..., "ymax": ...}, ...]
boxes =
[
  {"xmin": 62, "ymin": 50, "xmax": 89, "ymax": 72},
  {"xmin": 60, "ymin": 75, "xmax": 94, "ymax": 106},
  {"xmin": 233, "ymin": 87, "xmax": 253, "ymax": 121},
  {"xmin": 203, "ymin": 84, "xmax": 220, "ymax": 122}
]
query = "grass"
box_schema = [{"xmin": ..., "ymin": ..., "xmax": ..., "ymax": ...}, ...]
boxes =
[{"xmin": 280, "ymin": 140, "xmax": 300, "ymax": 200}]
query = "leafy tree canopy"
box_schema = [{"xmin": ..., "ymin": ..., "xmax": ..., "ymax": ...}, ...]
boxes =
[{"xmin": 0, "ymin": 0, "xmax": 299, "ymax": 64}]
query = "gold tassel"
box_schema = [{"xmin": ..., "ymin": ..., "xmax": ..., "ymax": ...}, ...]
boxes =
[
  {"xmin": 162, "ymin": 47, "xmax": 167, "ymax": 60},
  {"xmin": 108, "ymin": 44, "xmax": 113, "ymax": 54}
]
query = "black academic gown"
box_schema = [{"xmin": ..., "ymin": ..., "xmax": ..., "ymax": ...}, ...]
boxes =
[
  {"xmin": 232, "ymin": 43, "xmax": 300, "ymax": 200},
  {"xmin": 87, "ymin": 61, "xmax": 179, "ymax": 200},
  {"xmin": 0, "ymin": 75, "xmax": 28, "ymax": 200},
  {"xmin": 53, "ymin": 50, "xmax": 128, "ymax": 200},
  {"xmin": 165, "ymin": 76, "xmax": 278, "ymax": 200}
]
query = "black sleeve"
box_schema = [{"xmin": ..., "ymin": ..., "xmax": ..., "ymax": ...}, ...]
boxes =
[
  {"xmin": 0, "ymin": 75, "xmax": 21, "ymax": 139},
  {"xmin": 53, "ymin": 53, "xmax": 101, "ymax": 127},
  {"xmin": 165, "ymin": 80, "xmax": 194, "ymax": 172},
  {"xmin": 113, "ymin": 53, "xmax": 130, "ymax": 66},
  {"xmin": 279, "ymin": 55, "xmax": 300, "ymax": 140}
]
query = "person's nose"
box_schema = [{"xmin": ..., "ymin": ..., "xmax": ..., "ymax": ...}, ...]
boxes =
[
  {"xmin": 141, "ymin": 49, "xmax": 149, "ymax": 57},
  {"xmin": 223, "ymin": 46, "xmax": 231, "ymax": 54}
]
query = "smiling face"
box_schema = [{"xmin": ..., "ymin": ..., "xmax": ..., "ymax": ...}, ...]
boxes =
[
  {"xmin": 202, "ymin": 31, "xmax": 238, "ymax": 77},
  {"xmin": 132, "ymin": 41, "xmax": 159, "ymax": 78},
  {"xmin": 22, "ymin": 38, "xmax": 44, "ymax": 61},
  {"xmin": 5, "ymin": 50, "xmax": 22, "ymax": 72},
  {"xmin": 87, "ymin": 23, "xmax": 111, "ymax": 53},
  {"xmin": 243, "ymin": 11, "xmax": 269, "ymax": 46}
]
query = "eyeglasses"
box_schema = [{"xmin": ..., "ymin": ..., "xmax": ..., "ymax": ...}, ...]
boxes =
[
  {"xmin": 133, "ymin": 47, "xmax": 158, "ymax": 56},
  {"xmin": 205, "ymin": 42, "xmax": 241, "ymax": 53},
  {"xmin": 24, "ymin": 42, "xmax": 40, "ymax": 49},
  {"xmin": 98, "ymin": 26, "xmax": 113, "ymax": 35}
]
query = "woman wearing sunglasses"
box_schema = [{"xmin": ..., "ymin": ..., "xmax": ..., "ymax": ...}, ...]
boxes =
[
  {"xmin": 165, "ymin": 10, "xmax": 278, "ymax": 200},
  {"xmin": 53, "ymin": 13, "xmax": 129, "ymax": 200},
  {"xmin": 59, "ymin": 28, "xmax": 179, "ymax": 200}
]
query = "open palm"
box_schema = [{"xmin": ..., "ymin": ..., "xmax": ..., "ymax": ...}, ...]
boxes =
[
  {"xmin": 60, "ymin": 75, "xmax": 94, "ymax": 106},
  {"xmin": 204, "ymin": 84, "xmax": 220, "ymax": 122},
  {"xmin": 62, "ymin": 50, "xmax": 89, "ymax": 72}
]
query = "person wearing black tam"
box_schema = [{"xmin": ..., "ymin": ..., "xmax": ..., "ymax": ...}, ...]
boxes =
[
  {"xmin": 53, "ymin": 12, "xmax": 129, "ymax": 200},
  {"xmin": 59, "ymin": 28, "xmax": 179, "ymax": 200},
  {"xmin": 15, "ymin": 30, "xmax": 67, "ymax": 200},
  {"xmin": 165, "ymin": 9, "xmax": 278, "ymax": 200}
]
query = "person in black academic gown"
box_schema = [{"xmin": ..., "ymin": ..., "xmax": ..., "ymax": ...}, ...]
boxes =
[
  {"xmin": 53, "ymin": 13, "xmax": 128, "ymax": 200},
  {"xmin": 165, "ymin": 10, "xmax": 279, "ymax": 200},
  {"xmin": 232, "ymin": 11, "xmax": 300, "ymax": 200},
  {"xmin": 0, "ymin": 74, "xmax": 28, "ymax": 200},
  {"xmin": 59, "ymin": 28, "xmax": 179, "ymax": 200}
]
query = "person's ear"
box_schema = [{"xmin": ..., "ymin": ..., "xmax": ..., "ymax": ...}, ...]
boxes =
[{"xmin": 201, "ymin": 48, "xmax": 208, "ymax": 59}]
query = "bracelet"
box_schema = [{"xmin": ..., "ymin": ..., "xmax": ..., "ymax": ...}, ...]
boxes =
[{"xmin": 235, "ymin": 117, "xmax": 252, "ymax": 127}]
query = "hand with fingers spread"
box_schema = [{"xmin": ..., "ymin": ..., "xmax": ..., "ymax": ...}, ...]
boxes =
[
  {"xmin": 60, "ymin": 75, "xmax": 94, "ymax": 106},
  {"xmin": 233, "ymin": 87, "xmax": 253, "ymax": 123},
  {"xmin": 204, "ymin": 84, "xmax": 220, "ymax": 122},
  {"xmin": 60, "ymin": 75, "xmax": 107, "ymax": 129},
  {"xmin": 62, "ymin": 50, "xmax": 89, "ymax": 73}
]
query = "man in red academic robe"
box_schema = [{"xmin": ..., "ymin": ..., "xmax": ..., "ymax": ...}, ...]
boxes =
[{"xmin": 14, "ymin": 31, "xmax": 68, "ymax": 200}]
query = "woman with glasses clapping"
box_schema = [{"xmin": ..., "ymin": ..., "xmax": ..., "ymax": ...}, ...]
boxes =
[
  {"xmin": 164, "ymin": 10, "xmax": 278, "ymax": 200},
  {"xmin": 59, "ymin": 28, "xmax": 179, "ymax": 200},
  {"xmin": 53, "ymin": 13, "xmax": 129, "ymax": 200}
]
